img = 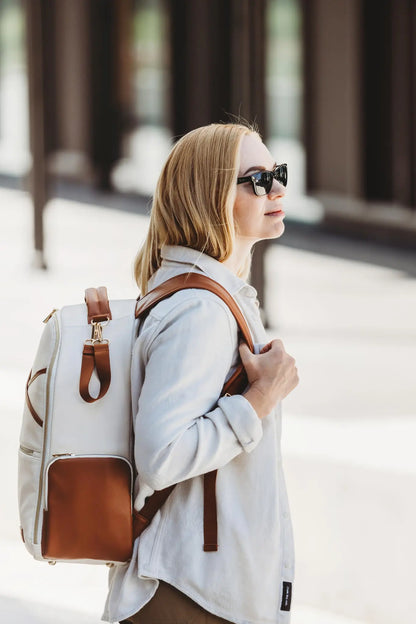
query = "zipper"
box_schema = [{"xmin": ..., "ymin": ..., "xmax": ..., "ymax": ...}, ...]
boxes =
[
  {"xmin": 34, "ymin": 311, "xmax": 61, "ymax": 544},
  {"xmin": 19, "ymin": 445, "xmax": 41, "ymax": 458}
]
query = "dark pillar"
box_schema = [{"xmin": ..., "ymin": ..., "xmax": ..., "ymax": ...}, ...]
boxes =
[
  {"xmin": 26, "ymin": 0, "xmax": 53, "ymax": 268},
  {"xmin": 412, "ymin": 0, "xmax": 416, "ymax": 208},
  {"xmin": 302, "ymin": 0, "xmax": 362, "ymax": 196},
  {"xmin": 361, "ymin": 0, "xmax": 394, "ymax": 202},
  {"xmin": 169, "ymin": 0, "xmax": 266, "ymax": 133},
  {"xmin": 390, "ymin": 1, "xmax": 413, "ymax": 206},
  {"xmin": 88, "ymin": 0, "xmax": 125, "ymax": 190},
  {"xmin": 168, "ymin": 0, "xmax": 268, "ymax": 307},
  {"xmin": 302, "ymin": 0, "xmax": 315, "ymax": 195},
  {"xmin": 361, "ymin": 0, "xmax": 416, "ymax": 210},
  {"xmin": 169, "ymin": 0, "xmax": 266, "ymax": 136}
]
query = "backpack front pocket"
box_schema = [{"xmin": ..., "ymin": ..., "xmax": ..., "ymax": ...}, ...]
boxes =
[{"xmin": 41, "ymin": 455, "xmax": 133, "ymax": 564}]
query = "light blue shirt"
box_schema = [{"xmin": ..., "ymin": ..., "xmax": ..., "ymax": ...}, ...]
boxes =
[{"xmin": 103, "ymin": 245, "xmax": 294, "ymax": 624}]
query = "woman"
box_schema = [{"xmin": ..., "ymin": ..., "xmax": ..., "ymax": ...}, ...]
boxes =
[{"xmin": 103, "ymin": 123, "xmax": 299, "ymax": 624}]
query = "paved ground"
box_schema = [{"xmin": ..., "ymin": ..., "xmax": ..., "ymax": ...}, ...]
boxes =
[{"xmin": 1, "ymin": 186, "xmax": 415, "ymax": 623}]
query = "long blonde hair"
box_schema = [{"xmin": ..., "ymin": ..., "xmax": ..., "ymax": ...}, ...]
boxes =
[{"xmin": 134, "ymin": 123, "xmax": 258, "ymax": 293}]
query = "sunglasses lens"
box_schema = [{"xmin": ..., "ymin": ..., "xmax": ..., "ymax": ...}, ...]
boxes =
[
  {"xmin": 249, "ymin": 165, "xmax": 287, "ymax": 195},
  {"xmin": 277, "ymin": 165, "xmax": 287, "ymax": 187},
  {"xmin": 253, "ymin": 172, "xmax": 272, "ymax": 196}
]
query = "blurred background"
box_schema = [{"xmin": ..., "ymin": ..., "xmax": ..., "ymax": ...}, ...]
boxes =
[{"xmin": 0, "ymin": 1, "xmax": 415, "ymax": 623}]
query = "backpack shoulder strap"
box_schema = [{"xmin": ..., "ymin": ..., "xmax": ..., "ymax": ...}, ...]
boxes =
[
  {"xmin": 135, "ymin": 272, "xmax": 254, "ymax": 352},
  {"xmin": 134, "ymin": 272, "xmax": 255, "ymax": 552}
]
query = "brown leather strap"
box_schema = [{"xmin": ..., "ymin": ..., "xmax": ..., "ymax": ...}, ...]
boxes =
[
  {"xmin": 203, "ymin": 471, "xmax": 218, "ymax": 551},
  {"xmin": 133, "ymin": 485, "xmax": 176, "ymax": 540},
  {"xmin": 79, "ymin": 342, "xmax": 111, "ymax": 403},
  {"xmin": 135, "ymin": 272, "xmax": 254, "ymax": 551},
  {"xmin": 199, "ymin": 366, "xmax": 248, "ymax": 552},
  {"xmin": 85, "ymin": 287, "xmax": 112, "ymax": 323},
  {"xmin": 25, "ymin": 368, "xmax": 47, "ymax": 427},
  {"xmin": 135, "ymin": 273, "xmax": 254, "ymax": 352},
  {"xmin": 222, "ymin": 363, "xmax": 248, "ymax": 396}
]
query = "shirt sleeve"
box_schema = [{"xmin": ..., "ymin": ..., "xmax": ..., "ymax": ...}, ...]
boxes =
[{"xmin": 134, "ymin": 293, "xmax": 263, "ymax": 491}]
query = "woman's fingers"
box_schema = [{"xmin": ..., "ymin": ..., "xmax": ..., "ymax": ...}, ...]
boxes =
[
  {"xmin": 238, "ymin": 338, "xmax": 299, "ymax": 418},
  {"xmin": 238, "ymin": 341, "xmax": 253, "ymax": 363}
]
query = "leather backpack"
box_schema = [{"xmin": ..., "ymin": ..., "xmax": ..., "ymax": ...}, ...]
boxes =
[{"xmin": 18, "ymin": 273, "xmax": 253, "ymax": 565}]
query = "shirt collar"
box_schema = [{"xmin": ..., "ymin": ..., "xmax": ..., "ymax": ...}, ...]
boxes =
[{"xmin": 159, "ymin": 245, "xmax": 257, "ymax": 298}]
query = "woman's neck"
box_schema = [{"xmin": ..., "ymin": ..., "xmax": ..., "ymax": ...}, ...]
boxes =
[{"xmin": 222, "ymin": 237, "xmax": 254, "ymax": 276}]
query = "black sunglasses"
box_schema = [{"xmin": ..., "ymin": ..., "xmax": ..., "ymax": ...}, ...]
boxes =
[{"xmin": 237, "ymin": 163, "xmax": 288, "ymax": 196}]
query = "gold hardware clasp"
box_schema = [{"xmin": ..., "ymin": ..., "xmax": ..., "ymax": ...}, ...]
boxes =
[
  {"xmin": 88, "ymin": 318, "xmax": 110, "ymax": 343},
  {"xmin": 91, "ymin": 320, "xmax": 103, "ymax": 342}
]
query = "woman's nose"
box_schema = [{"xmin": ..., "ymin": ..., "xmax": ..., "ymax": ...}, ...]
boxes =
[{"xmin": 268, "ymin": 179, "xmax": 286, "ymax": 198}]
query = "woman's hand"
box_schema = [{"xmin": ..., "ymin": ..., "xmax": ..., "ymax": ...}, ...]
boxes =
[{"xmin": 239, "ymin": 340, "xmax": 299, "ymax": 419}]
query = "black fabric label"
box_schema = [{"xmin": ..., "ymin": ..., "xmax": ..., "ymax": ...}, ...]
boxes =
[{"xmin": 280, "ymin": 581, "xmax": 292, "ymax": 612}]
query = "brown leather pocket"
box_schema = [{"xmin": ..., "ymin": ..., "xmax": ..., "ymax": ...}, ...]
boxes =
[{"xmin": 41, "ymin": 455, "xmax": 133, "ymax": 563}]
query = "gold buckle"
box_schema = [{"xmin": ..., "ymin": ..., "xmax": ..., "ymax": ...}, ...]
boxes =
[
  {"xmin": 91, "ymin": 320, "xmax": 104, "ymax": 342},
  {"xmin": 89, "ymin": 318, "xmax": 110, "ymax": 343}
]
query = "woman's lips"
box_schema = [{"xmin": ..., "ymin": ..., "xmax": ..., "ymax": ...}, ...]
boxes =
[{"xmin": 265, "ymin": 209, "xmax": 285, "ymax": 217}]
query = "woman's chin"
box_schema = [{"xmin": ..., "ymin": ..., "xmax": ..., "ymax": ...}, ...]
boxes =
[{"xmin": 267, "ymin": 221, "xmax": 285, "ymax": 239}]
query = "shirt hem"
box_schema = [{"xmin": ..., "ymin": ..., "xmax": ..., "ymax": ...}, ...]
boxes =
[{"xmin": 141, "ymin": 570, "xmax": 282, "ymax": 624}]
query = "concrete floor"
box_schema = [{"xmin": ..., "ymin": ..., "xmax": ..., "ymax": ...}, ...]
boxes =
[{"xmin": 1, "ymin": 186, "xmax": 415, "ymax": 623}]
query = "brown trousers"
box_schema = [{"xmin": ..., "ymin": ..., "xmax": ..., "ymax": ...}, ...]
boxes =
[{"xmin": 120, "ymin": 580, "xmax": 233, "ymax": 624}]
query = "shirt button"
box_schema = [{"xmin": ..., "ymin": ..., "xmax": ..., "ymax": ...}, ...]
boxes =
[{"xmin": 283, "ymin": 511, "xmax": 289, "ymax": 518}]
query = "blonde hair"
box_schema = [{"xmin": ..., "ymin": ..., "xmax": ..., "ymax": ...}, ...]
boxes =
[{"xmin": 134, "ymin": 122, "xmax": 259, "ymax": 293}]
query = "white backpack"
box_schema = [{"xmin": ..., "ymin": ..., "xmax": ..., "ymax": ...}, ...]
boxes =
[{"xmin": 18, "ymin": 274, "xmax": 252, "ymax": 566}]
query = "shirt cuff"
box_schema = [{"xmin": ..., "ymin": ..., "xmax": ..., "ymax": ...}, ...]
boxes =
[{"xmin": 217, "ymin": 394, "xmax": 263, "ymax": 453}]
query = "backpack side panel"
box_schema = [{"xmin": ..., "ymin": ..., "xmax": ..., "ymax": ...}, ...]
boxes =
[{"xmin": 18, "ymin": 311, "xmax": 61, "ymax": 555}]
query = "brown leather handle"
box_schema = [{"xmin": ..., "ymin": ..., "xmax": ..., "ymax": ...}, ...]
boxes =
[
  {"xmin": 136, "ymin": 273, "xmax": 254, "ymax": 352},
  {"xmin": 85, "ymin": 287, "xmax": 112, "ymax": 323},
  {"xmin": 79, "ymin": 342, "xmax": 111, "ymax": 403},
  {"xmin": 80, "ymin": 287, "xmax": 113, "ymax": 403},
  {"xmin": 26, "ymin": 368, "xmax": 47, "ymax": 427}
]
